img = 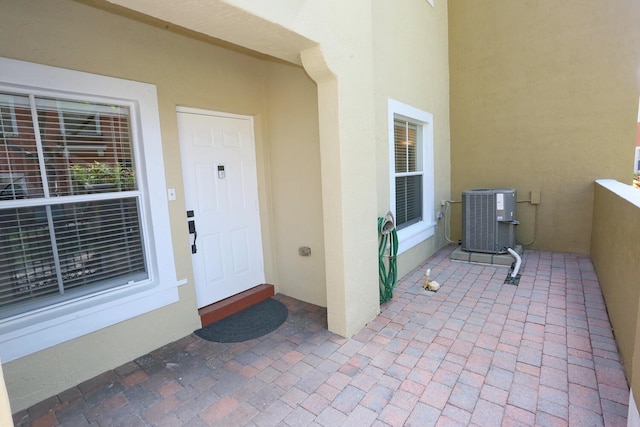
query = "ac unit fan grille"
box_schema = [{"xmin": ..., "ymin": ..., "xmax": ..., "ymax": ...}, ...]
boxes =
[
  {"xmin": 462, "ymin": 189, "xmax": 516, "ymax": 254},
  {"xmin": 464, "ymin": 193, "xmax": 496, "ymax": 252}
]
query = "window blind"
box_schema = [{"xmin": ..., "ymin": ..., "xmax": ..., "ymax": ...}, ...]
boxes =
[
  {"xmin": 0, "ymin": 91, "xmax": 147, "ymax": 319},
  {"xmin": 394, "ymin": 119, "xmax": 423, "ymax": 229}
]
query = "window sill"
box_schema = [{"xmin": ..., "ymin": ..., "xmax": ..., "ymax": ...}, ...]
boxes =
[
  {"xmin": 397, "ymin": 221, "xmax": 436, "ymax": 254},
  {"xmin": 0, "ymin": 280, "xmax": 180, "ymax": 363}
]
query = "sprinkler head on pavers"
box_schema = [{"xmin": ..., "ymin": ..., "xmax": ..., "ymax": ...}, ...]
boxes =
[{"xmin": 423, "ymin": 269, "xmax": 441, "ymax": 292}]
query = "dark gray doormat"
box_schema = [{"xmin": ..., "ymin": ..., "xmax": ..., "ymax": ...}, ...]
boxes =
[{"xmin": 194, "ymin": 298, "xmax": 288, "ymax": 343}]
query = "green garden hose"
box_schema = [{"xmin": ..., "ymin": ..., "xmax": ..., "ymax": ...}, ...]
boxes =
[{"xmin": 378, "ymin": 216, "xmax": 398, "ymax": 304}]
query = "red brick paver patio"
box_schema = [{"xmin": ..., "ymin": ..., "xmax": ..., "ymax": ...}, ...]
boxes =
[{"xmin": 12, "ymin": 246, "xmax": 630, "ymax": 426}]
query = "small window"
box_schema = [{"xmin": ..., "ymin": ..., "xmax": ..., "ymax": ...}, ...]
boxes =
[
  {"xmin": 394, "ymin": 119, "xmax": 423, "ymax": 229},
  {"xmin": 388, "ymin": 99, "xmax": 435, "ymax": 253}
]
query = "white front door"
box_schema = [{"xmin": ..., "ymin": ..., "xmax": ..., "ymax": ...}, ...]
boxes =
[{"xmin": 177, "ymin": 108, "xmax": 265, "ymax": 308}]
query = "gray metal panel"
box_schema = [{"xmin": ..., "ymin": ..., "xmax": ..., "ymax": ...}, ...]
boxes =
[{"xmin": 496, "ymin": 190, "xmax": 516, "ymax": 222}]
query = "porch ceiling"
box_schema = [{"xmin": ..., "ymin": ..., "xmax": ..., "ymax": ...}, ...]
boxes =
[{"xmin": 99, "ymin": 0, "xmax": 317, "ymax": 65}]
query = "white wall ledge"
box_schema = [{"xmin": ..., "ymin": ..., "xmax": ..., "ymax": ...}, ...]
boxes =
[{"xmin": 595, "ymin": 179, "xmax": 640, "ymax": 208}]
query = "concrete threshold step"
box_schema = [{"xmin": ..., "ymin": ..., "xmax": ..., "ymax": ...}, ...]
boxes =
[{"xmin": 198, "ymin": 284, "xmax": 275, "ymax": 327}]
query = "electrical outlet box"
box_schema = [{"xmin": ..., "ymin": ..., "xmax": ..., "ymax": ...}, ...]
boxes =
[{"xmin": 530, "ymin": 191, "xmax": 541, "ymax": 205}]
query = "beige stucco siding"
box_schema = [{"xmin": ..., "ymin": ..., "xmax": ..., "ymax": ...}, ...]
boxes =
[
  {"xmin": 449, "ymin": 0, "xmax": 640, "ymax": 253},
  {"xmin": 0, "ymin": 0, "xmax": 322, "ymax": 411},
  {"xmin": 591, "ymin": 181, "xmax": 640, "ymax": 408},
  {"xmin": 372, "ymin": 0, "xmax": 451, "ymax": 277},
  {"xmin": 265, "ymin": 62, "xmax": 326, "ymax": 306}
]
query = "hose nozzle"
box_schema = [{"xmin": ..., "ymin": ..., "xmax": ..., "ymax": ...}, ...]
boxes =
[{"xmin": 381, "ymin": 211, "xmax": 395, "ymax": 235}]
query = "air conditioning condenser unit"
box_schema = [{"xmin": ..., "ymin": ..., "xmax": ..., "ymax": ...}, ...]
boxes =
[{"xmin": 462, "ymin": 188, "xmax": 517, "ymax": 254}]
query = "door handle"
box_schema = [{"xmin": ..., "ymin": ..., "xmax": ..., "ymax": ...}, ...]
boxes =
[{"xmin": 188, "ymin": 219, "xmax": 197, "ymax": 254}]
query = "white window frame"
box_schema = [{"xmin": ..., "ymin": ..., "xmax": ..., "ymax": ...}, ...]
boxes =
[
  {"xmin": 388, "ymin": 99, "xmax": 435, "ymax": 254},
  {"xmin": 0, "ymin": 57, "xmax": 183, "ymax": 363}
]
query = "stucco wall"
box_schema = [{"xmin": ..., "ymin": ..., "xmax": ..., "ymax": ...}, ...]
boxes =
[
  {"xmin": 591, "ymin": 180, "xmax": 640, "ymax": 408},
  {"xmin": 299, "ymin": 2, "xmax": 381, "ymax": 337},
  {"xmin": 372, "ymin": 0, "xmax": 451, "ymax": 277},
  {"xmin": 0, "ymin": 0, "xmax": 321, "ymax": 411},
  {"xmin": 265, "ymin": 63, "xmax": 326, "ymax": 306},
  {"xmin": 449, "ymin": 0, "xmax": 640, "ymax": 253}
]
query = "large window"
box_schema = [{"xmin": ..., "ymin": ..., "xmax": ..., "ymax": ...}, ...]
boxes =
[
  {"xmin": 0, "ymin": 57, "xmax": 180, "ymax": 362},
  {"xmin": 0, "ymin": 94, "xmax": 145, "ymax": 319},
  {"xmin": 388, "ymin": 99, "xmax": 435, "ymax": 253}
]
